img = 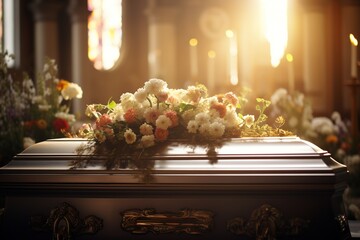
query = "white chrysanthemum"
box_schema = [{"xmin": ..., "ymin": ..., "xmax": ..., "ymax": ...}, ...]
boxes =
[
  {"xmin": 141, "ymin": 134, "xmax": 155, "ymax": 148},
  {"xmin": 124, "ymin": 129, "xmax": 136, "ymax": 144},
  {"xmin": 134, "ymin": 88, "xmax": 148, "ymax": 103},
  {"xmin": 61, "ymin": 82, "xmax": 83, "ymax": 100},
  {"xmin": 195, "ymin": 112, "xmax": 210, "ymax": 125},
  {"xmin": 207, "ymin": 108, "xmax": 219, "ymax": 120},
  {"xmin": 110, "ymin": 105, "xmax": 124, "ymax": 121},
  {"xmin": 311, "ymin": 117, "xmax": 334, "ymax": 135},
  {"xmin": 156, "ymin": 115, "xmax": 172, "ymax": 130},
  {"xmin": 23, "ymin": 137, "xmax": 35, "ymax": 149},
  {"xmin": 208, "ymin": 122, "xmax": 225, "ymax": 138},
  {"xmin": 55, "ymin": 112, "xmax": 76, "ymax": 123},
  {"xmin": 187, "ymin": 120, "xmax": 198, "ymax": 133},
  {"xmin": 120, "ymin": 92, "xmax": 134, "ymax": 103},
  {"xmin": 140, "ymin": 123, "xmax": 154, "ymax": 135},
  {"xmin": 144, "ymin": 78, "xmax": 168, "ymax": 95},
  {"xmin": 243, "ymin": 115, "xmax": 255, "ymax": 128},
  {"xmin": 198, "ymin": 123, "xmax": 210, "ymax": 135},
  {"xmin": 224, "ymin": 110, "xmax": 240, "ymax": 128}
]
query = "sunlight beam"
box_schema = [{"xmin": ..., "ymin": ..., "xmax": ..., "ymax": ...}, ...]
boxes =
[{"xmin": 261, "ymin": 0, "xmax": 288, "ymax": 68}]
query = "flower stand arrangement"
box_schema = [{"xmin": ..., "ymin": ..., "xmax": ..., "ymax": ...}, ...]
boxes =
[{"xmin": 0, "ymin": 52, "xmax": 82, "ymax": 166}]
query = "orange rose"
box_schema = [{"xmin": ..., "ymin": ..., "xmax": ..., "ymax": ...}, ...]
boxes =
[
  {"xmin": 155, "ymin": 128, "xmax": 169, "ymax": 142},
  {"xmin": 56, "ymin": 79, "xmax": 70, "ymax": 91}
]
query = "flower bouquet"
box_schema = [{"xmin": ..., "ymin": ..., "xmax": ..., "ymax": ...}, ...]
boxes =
[
  {"xmin": 22, "ymin": 57, "xmax": 83, "ymax": 145},
  {"xmin": 75, "ymin": 78, "xmax": 292, "ymax": 174},
  {"xmin": 0, "ymin": 52, "xmax": 82, "ymax": 165}
]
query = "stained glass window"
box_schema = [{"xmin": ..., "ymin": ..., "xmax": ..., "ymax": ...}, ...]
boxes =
[{"xmin": 88, "ymin": 0, "xmax": 123, "ymax": 70}]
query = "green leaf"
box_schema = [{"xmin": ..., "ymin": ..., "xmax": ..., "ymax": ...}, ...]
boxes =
[
  {"xmin": 107, "ymin": 100, "xmax": 117, "ymax": 110},
  {"xmin": 178, "ymin": 103, "xmax": 195, "ymax": 113}
]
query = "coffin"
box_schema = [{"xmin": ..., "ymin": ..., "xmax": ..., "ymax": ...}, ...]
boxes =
[{"xmin": 0, "ymin": 137, "xmax": 352, "ymax": 239}]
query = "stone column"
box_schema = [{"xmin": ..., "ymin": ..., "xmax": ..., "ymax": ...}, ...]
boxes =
[
  {"xmin": 146, "ymin": 0, "xmax": 178, "ymax": 86},
  {"xmin": 67, "ymin": 0, "xmax": 89, "ymax": 119},
  {"xmin": 29, "ymin": 0, "xmax": 64, "ymax": 74},
  {"xmin": 302, "ymin": 4, "xmax": 328, "ymax": 114}
]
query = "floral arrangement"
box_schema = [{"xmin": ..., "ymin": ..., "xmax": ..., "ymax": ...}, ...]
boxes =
[
  {"xmin": 270, "ymin": 88, "xmax": 360, "ymax": 198},
  {"xmin": 0, "ymin": 52, "xmax": 23, "ymax": 164},
  {"xmin": 270, "ymin": 88, "xmax": 359, "ymax": 162},
  {"xmin": 75, "ymin": 78, "xmax": 292, "ymax": 172},
  {"xmin": 0, "ymin": 52, "xmax": 82, "ymax": 165},
  {"xmin": 21, "ymin": 57, "xmax": 83, "ymax": 145}
]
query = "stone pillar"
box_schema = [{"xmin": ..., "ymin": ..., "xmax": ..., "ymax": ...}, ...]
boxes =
[
  {"xmin": 67, "ymin": 0, "xmax": 89, "ymax": 119},
  {"xmin": 29, "ymin": 0, "xmax": 64, "ymax": 74},
  {"xmin": 302, "ymin": 5, "xmax": 328, "ymax": 114},
  {"xmin": 146, "ymin": 0, "xmax": 178, "ymax": 86}
]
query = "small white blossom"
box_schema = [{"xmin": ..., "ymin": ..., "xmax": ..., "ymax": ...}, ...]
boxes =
[
  {"xmin": 208, "ymin": 122, "xmax": 225, "ymax": 138},
  {"xmin": 144, "ymin": 78, "xmax": 167, "ymax": 95},
  {"xmin": 156, "ymin": 115, "xmax": 172, "ymax": 130},
  {"xmin": 140, "ymin": 123, "xmax": 153, "ymax": 135},
  {"xmin": 187, "ymin": 120, "xmax": 198, "ymax": 133},
  {"xmin": 195, "ymin": 112, "xmax": 210, "ymax": 125},
  {"xmin": 140, "ymin": 134, "xmax": 155, "ymax": 148},
  {"xmin": 243, "ymin": 115, "xmax": 255, "ymax": 128},
  {"xmin": 61, "ymin": 82, "xmax": 83, "ymax": 100},
  {"xmin": 134, "ymin": 88, "xmax": 148, "ymax": 103},
  {"xmin": 124, "ymin": 129, "xmax": 136, "ymax": 144}
]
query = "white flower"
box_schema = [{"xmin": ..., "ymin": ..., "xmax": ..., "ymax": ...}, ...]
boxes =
[
  {"xmin": 144, "ymin": 107, "xmax": 161, "ymax": 124},
  {"xmin": 110, "ymin": 105, "xmax": 124, "ymax": 122},
  {"xmin": 23, "ymin": 137, "xmax": 35, "ymax": 149},
  {"xmin": 134, "ymin": 88, "xmax": 148, "ymax": 103},
  {"xmin": 187, "ymin": 120, "xmax": 198, "ymax": 133},
  {"xmin": 243, "ymin": 115, "xmax": 255, "ymax": 128},
  {"xmin": 156, "ymin": 90, "xmax": 169, "ymax": 102},
  {"xmin": 311, "ymin": 117, "xmax": 334, "ymax": 135},
  {"xmin": 61, "ymin": 82, "xmax": 83, "ymax": 100},
  {"xmin": 45, "ymin": 72, "xmax": 52, "ymax": 80},
  {"xmin": 140, "ymin": 134, "xmax": 155, "ymax": 148},
  {"xmin": 124, "ymin": 129, "xmax": 136, "ymax": 144},
  {"xmin": 223, "ymin": 110, "xmax": 240, "ymax": 128},
  {"xmin": 140, "ymin": 123, "xmax": 154, "ymax": 135},
  {"xmin": 208, "ymin": 122, "xmax": 225, "ymax": 138},
  {"xmin": 38, "ymin": 104, "xmax": 52, "ymax": 111},
  {"xmin": 270, "ymin": 88, "xmax": 287, "ymax": 105},
  {"xmin": 156, "ymin": 115, "xmax": 172, "ymax": 130},
  {"xmin": 198, "ymin": 123, "xmax": 210, "ymax": 135},
  {"xmin": 144, "ymin": 78, "xmax": 167, "ymax": 95},
  {"xmin": 195, "ymin": 112, "xmax": 210, "ymax": 125}
]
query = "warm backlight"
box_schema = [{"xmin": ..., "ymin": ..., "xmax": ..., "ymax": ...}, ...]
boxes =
[{"xmin": 261, "ymin": 0, "xmax": 288, "ymax": 68}]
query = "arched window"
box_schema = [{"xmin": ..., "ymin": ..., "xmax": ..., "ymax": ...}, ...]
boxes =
[{"xmin": 87, "ymin": 0, "xmax": 123, "ymax": 70}]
